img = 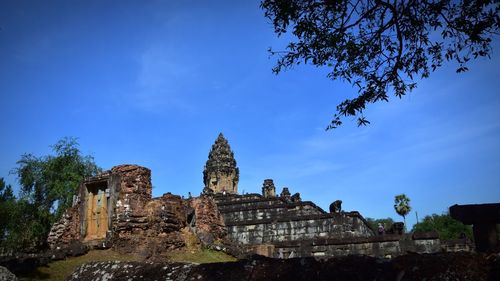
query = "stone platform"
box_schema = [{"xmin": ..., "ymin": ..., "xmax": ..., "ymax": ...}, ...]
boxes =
[{"xmin": 213, "ymin": 193, "xmax": 441, "ymax": 258}]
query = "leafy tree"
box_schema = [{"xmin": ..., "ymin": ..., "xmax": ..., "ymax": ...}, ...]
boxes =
[
  {"xmin": 394, "ymin": 194, "xmax": 411, "ymax": 228},
  {"xmin": 0, "ymin": 178, "xmax": 14, "ymax": 201},
  {"xmin": 7, "ymin": 137, "xmax": 101, "ymax": 251},
  {"xmin": 412, "ymin": 213, "xmax": 472, "ymax": 240},
  {"xmin": 366, "ymin": 217, "xmax": 394, "ymax": 231},
  {"xmin": 15, "ymin": 137, "xmax": 101, "ymax": 219},
  {"xmin": 261, "ymin": 0, "xmax": 499, "ymax": 128},
  {"xmin": 0, "ymin": 178, "xmax": 16, "ymax": 242}
]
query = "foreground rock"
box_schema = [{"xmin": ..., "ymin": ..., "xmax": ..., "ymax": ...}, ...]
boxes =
[
  {"xmin": 68, "ymin": 252, "xmax": 499, "ymax": 281},
  {"xmin": 0, "ymin": 253, "xmax": 50, "ymax": 276},
  {"xmin": 0, "ymin": 266, "xmax": 18, "ymax": 281}
]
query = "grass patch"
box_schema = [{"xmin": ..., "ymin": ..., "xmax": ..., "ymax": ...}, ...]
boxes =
[
  {"xmin": 168, "ymin": 227, "xmax": 237, "ymax": 263},
  {"xmin": 17, "ymin": 247, "xmax": 236, "ymax": 281},
  {"xmin": 18, "ymin": 249, "xmax": 141, "ymax": 281},
  {"xmin": 166, "ymin": 248, "xmax": 238, "ymax": 264}
]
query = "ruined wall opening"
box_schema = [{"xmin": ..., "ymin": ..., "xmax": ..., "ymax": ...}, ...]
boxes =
[
  {"xmin": 187, "ymin": 208, "xmax": 196, "ymax": 227},
  {"xmin": 84, "ymin": 181, "xmax": 109, "ymax": 241}
]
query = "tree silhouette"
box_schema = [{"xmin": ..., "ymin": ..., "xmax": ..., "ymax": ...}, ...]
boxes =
[
  {"xmin": 261, "ymin": 0, "xmax": 499, "ymax": 128},
  {"xmin": 412, "ymin": 212, "xmax": 472, "ymax": 239},
  {"xmin": 8, "ymin": 137, "xmax": 101, "ymax": 251},
  {"xmin": 394, "ymin": 194, "xmax": 411, "ymax": 229}
]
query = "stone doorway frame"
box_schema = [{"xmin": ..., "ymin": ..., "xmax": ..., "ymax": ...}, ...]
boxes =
[
  {"xmin": 79, "ymin": 174, "xmax": 120, "ymax": 243},
  {"xmin": 83, "ymin": 181, "xmax": 109, "ymax": 241}
]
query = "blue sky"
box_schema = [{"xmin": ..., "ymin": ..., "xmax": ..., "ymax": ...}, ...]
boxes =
[{"xmin": 1, "ymin": 0, "xmax": 499, "ymax": 228}]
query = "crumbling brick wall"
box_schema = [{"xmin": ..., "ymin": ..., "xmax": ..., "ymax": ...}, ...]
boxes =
[
  {"xmin": 113, "ymin": 192, "xmax": 188, "ymax": 258},
  {"xmin": 47, "ymin": 205, "xmax": 81, "ymax": 249},
  {"xmin": 188, "ymin": 195, "xmax": 227, "ymax": 245},
  {"xmin": 47, "ymin": 164, "xmax": 193, "ymax": 258}
]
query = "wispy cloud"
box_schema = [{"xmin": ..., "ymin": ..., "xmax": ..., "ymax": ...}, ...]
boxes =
[
  {"xmin": 131, "ymin": 45, "xmax": 195, "ymax": 112},
  {"xmin": 244, "ymin": 131, "xmax": 366, "ymax": 182},
  {"xmin": 301, "ymin": 130, "xmax": 370, "ymax": 153}
]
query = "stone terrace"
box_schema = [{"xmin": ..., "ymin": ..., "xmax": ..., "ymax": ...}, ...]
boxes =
[{"xmin": 213, "ymin": 193, "xmax": 377, "ymax": 257}]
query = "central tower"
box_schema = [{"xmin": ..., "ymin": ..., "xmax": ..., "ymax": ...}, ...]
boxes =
[{"xmin": 203, "ymin": 133, "xmax": 239, "ymax": 194}]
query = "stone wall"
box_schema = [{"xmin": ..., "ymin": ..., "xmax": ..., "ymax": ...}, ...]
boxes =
[
  {"xmin": 188, "ymin": 195, "xmax": 226, "ymax": 245},
  {"xmin": 112, "ymin": 164, "xmax": 152, "ymax": 224},
  {"xmin": 47, "ymin": 205, "xmax": 81, "ymax": 249},
  {"xmin": 272, "ymin": 234, "xmax": 442, "ymax": 258},
  {"xmin": 441, "ymin": 238, "xmax": 475, "ymax": 252},
  {"xmin": 216, "ymin": 196, "xmax": 326, "ymax": 213},
  {"xmin": 214, "ymin": 193, "xmax": 377, "ymax": 257},
  {"xmin": 47, "ymin": 165, "xmax": 196, "ymax": 258},
  {"xmin": 213, "ymin": 192, "xmax": 448, "ymax": 258},
  {"xmin": 226, "ymin": 213, "xmax": 374, "ymax": 245},
  {"xmin": 113, "ymin": 193, "xmax": 188, "ymax": 257},
  {"xmin": 221, "ymin": 204, "xmax": 323, "ymax": 222}
]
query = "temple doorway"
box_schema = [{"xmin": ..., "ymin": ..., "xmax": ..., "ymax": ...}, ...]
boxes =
[{"xmin": 84, "ymin": 183, "xmax": 109, "ymax": 240}]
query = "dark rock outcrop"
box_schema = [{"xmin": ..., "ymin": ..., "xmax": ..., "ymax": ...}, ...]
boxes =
[
  {"xmin": 67, "ymin": 252, "xmax": 500, "ymax": 281},
  {"xmin": 0, "ymin": 253, "xmax": 50, "ymax": 276},
  {"xmin": 48, "ymin": 240, "xmax": 88, "ymax": 261},
  {"xmin": 0, "ymin": 266, "xmax": 18, "ymax": 281},
  {"xmin": 450, "ymin": 203, "xmax": 500, "ymax": 252}
]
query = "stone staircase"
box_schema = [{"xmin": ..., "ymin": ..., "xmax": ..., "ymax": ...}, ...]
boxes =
[{"xmin": 213, "ymin": 193, "xmax": 375, "ymax": 257}]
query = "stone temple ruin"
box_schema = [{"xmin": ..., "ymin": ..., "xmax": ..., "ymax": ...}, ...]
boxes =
[
  {"xmin": 203, "ymin": 133, "xmax": 239, "ymax": 195},
  {"xmin": 47, "ymin": 133, "xmax": 483, "ymax": 259},
  {"xmin": 47, "ymin": 164, "xmax": 226, "ymax": 258}
]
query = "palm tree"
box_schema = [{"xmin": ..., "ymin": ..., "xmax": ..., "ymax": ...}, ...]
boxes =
[{"xmin": 394, "ymin": 194, "xmax": 411, "ymax": 231}]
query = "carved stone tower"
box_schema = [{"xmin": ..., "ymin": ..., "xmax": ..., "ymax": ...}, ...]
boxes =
[
  {"xmin": 203, "ymin": 133, "xmax": 239, "ymax": 194},
  {"xmin": 262, "ymin": 179, "xmax": 276, "ymax": 198}
]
